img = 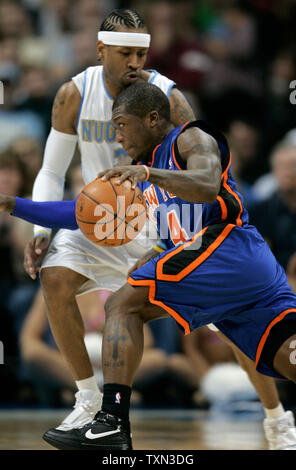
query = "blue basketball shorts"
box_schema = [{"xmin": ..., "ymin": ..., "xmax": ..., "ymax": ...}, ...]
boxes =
[{"xmin": 128, "ymin": 223, "xmax": 296, "ymax": 378}]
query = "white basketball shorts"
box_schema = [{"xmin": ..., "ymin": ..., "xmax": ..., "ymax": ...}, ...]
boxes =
[{"xmin": 41, "ymin": 220, "xmax": 157, "ymax": 295}]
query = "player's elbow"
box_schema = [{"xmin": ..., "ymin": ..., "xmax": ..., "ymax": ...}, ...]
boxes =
[
  {"xmin": 196, "ymin": 180, "xmax": 219, "ymax": 203},
  {"xmin": 189, "ymin": 165, "xmax": 221, "ymax": 203}
]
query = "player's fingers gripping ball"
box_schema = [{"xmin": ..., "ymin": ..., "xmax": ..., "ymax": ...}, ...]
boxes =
[{"xmin": 75, "ymin": 177, "xmax": 147, "ymax": 246}]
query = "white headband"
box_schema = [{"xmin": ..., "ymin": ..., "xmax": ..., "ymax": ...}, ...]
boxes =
[{"xmin": 98, "ymin": 31, "xmax": 151, "ymax": 48}]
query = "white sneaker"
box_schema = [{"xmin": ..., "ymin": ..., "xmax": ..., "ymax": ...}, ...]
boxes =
[
  {"xmin": 56, "ymin": 389, "xmax": 102, "ymax": 431},
  {"xmin": 263, "ymin": 410, "xmax": 296, "ymax": 450}
]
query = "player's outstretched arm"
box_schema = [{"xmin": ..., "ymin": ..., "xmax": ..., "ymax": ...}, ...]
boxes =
[{"xmin": 0, "ymin": 194, "xmax": 78, "ymax": 230}]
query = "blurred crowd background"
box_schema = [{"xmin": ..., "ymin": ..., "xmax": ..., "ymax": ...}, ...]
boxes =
[{"xmin": 0, "ymin": 0, "xmax": 296, "ymax": 414}]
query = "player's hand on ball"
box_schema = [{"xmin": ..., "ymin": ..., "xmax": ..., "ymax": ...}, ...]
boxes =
[
  {"xmin": 98, "ymin": 166, "xmax": 147, "ymax": 189},
  {"xmin": 0, "ymin": 194, "xmax": 16, "ymax": 212},
  {"xmin": 24, "ymin": 235, "xmax": 50, "ymax": 280}
]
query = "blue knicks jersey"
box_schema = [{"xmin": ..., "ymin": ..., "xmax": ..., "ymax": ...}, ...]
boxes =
[{"xmin": 137, "ymin": 120, "xmax": 249, "ymax": 250}]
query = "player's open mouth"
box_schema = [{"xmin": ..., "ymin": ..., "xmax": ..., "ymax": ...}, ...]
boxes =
[{"xmin": 126, "ymin": 72, "xmax": 138, "ymax": 81}]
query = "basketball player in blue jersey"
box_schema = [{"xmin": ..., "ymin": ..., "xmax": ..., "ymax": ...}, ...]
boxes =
[{"xmin": 2, "ymin": 82, "xmax": 296, "ymax": 450}]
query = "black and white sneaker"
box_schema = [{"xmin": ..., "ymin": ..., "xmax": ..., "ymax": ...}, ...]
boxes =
[{"xmin": 43, "ymin": 411, "xmax": 133, "ymax": 450}]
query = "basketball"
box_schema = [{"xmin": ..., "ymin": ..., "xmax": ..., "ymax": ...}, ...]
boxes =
[{"xmin": 75, "ymin": 177, "xmax": 147, "ymax": 246}]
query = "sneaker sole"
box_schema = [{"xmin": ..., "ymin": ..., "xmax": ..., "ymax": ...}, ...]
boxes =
[{"xmin": 43, "ymin": 431, "xmax": 132, "ymax": 450}]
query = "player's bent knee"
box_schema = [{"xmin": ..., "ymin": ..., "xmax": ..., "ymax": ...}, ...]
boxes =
[
  {"xmin": 104, "ymin": 291, "xmax": 121, "ymax": 317},
  {"xmin": 104, "ymin": 284, "xmax": 148, "ymax": 321},
  {"xmin": 40, "ymin": 266, "xmax": 87, "ymax": 298},
  {"xmin": 40, "ymin": 267, "xmax": 60, "ymax": 292}
]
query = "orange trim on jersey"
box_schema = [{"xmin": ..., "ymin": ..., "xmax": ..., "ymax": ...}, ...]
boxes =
[
  {"xmin": 150, "ymin": 143, "xmax": 162, "ymax": 168},
  {"xmin": 219, "ymin": 152, "xmax": 243, "ymax": 226},
  {"xmin": 217, "ymin": 151, "xmax": 231, "ymax": 222},
  {"xmin": 255, "ymin": 308, "xmax": 296, "ymax": 369},
  {"xmin": 221, "ymin": 152, "xmax": 232, "ymax": 180},
  {"xmin": 223, "ymin": 181, "xmax": 243, "ymax": 226},
  {"xmin": 217, "ymin": 196, "xmax": 227, "ymax": 221},
  {"xmin": 156, "ymin": 223, "xmax": 235, "ymax": 282},
  {"xmin": 171, "ymin": 141, "xmax": 182, "ymax": 170},
  {"xmin": 127, "ymin": 277, "xmax": 191, "ymax": 335}
]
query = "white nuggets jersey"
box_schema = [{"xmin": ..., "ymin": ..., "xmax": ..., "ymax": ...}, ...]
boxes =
[
  {"xmin": 72, "ymin": 65, "xmax": 175, "ymax": 185},
  {"xmin": 42, "ymin": 66, "xmax": 175, "ymax": 293}
]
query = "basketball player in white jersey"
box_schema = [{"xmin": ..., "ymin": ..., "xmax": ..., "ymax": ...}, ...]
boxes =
[{"xmin": 23, "ymin": 9, "xmax": 296, "ymax": 449}]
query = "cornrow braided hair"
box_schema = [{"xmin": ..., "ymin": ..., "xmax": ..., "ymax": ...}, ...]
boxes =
[{"xmin": 100, "ymin": 9, "xmax": 146, "ymax": 32}]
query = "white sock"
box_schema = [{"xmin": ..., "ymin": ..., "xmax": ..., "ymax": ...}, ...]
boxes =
[
  {"xmin": 75, "ymin": 376, "xmax": 100, "ymax": 393},
  {"xmin": 264, "ymin": 403, "xmax": 285, "ymax": 419}
]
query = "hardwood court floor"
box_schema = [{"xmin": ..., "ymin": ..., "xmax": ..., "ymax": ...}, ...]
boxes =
[{"xmin": 0, "ymin": 408, "xmax": 268, "ymax": 450}]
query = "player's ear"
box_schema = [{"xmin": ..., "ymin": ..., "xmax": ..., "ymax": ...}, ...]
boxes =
[
  {"xmin": 149, "ymin": 110, "xmax": 159, "ymax": 128},
  {"xmin": 97, "ymin": 41, "xmax": 106, "ymax": 61}
]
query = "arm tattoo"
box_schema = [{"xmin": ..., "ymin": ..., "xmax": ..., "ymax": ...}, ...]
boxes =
[
  {"xmin": 51, "ymin": 91, "xmax": 66, "ymax": 125},
  {"xmin": 169, "ymin": 90, "xmax": 196, "ymax": 126},
  {"xmin": 190, "ymin": 142, "xmax": 215, "ymax": 156}
]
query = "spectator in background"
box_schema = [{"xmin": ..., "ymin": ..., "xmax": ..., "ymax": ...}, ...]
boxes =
[
  {"xmin": 15, "ymin": 65, "xmax": 53, "ymax": 136},
  {"xmin": 0, "ymin": 149, "xmax": 28, "ymax": 306},
  {"xmin": 70, "ymin": 29, "xmax": 101, "ymax": 76},
  {"xmin": 197, "ymin": 1, "xmax": 261, "ymax": 97},
  {"xmin": 225, "ymin": 118, "xmax": 260, "ymax": 209},
  {"xmin": 72, "ymin": 0, "xmax": 105, "ymax": 32},
  {"xmin": 0, "ymin": 148, "xmax": 36, "ymax": 403},
  {"xmin": 0, "ymin": 149, "xmax": 28, "ymax": 307},
  {"xmin": 142, "ymin": 0, "xmax": 210, "ymax": 106},
  {"xmin": 0, "ymin": 0, "xmax": 33, "ymax": 40},
  {"xmin": 249, "ymin": 142, "xmax": 296, "ymax": 290},
  {"xmin": 0, "ymin": 37, "xmax": 19, "ymax": 64},
  {"xmin": 38, "ymin": 0, "xmax": 77, "ymax": 37},
  {"xmin": 193, "ymin": 1, "xmax": 265, "ymax": 139},
  {"xmin": 0, "ymin": 66, "xmax": 45, "ymax": 151},
  {"xmin": 258, "ymin": 49, "xmax": 296, "ymax": 174},
  {"xmin": 252, "ymin": 128, "xmax": 296, "ymax": 201},
  {"xmin": 10, "ymin": 137, "xmax": 43, "ymax": 196}
]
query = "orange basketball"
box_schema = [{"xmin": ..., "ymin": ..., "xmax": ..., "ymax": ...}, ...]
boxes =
[{"xmin": 75, "ymin": 177, "xmax": 147, "ymax": 247}]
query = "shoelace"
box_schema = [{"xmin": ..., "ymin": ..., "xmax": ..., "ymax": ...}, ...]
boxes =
[
  {"xmin": 73, "ymin": 395, "xmax": 98, "ymax": 414},
  {"xmin": 268, "ymin": 422, "xmax": 292, "ymax": 438},
  {"xmin": 73, "ymin": 398, "xmax": 91, "ymax": 411}
]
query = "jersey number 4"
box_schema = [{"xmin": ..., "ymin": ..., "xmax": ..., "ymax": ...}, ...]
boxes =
[{"xmin": 167, "ymin": 210, "xmax": 188, "ymax": 246}]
